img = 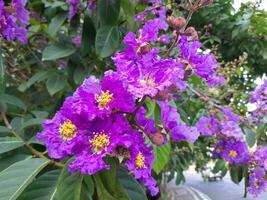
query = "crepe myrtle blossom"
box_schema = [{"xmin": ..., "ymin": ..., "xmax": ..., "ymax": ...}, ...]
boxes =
[
  {"xmin": 249, "ymin": 79, "xmax": 267, "ymax": 121},
  {"xmin": 196, "ymin": 116, "xmax": 219, "ymax": 136},
  {"xmin": 220, "ymin": 121, "xmax": 243, "ymax": 140},
  {"xmin": 248, "ymin": 167, "xmax": 267, "ymax": 197},
  {"xmin": 37, "ymin": 111, "xmax": 88, "ymax": 159},
  {"xmin": 0, "ymin": 0, "xmax": 29, "ymax": 44},
  {"xmin": 253, "ymin": 146, "xmax": 267, "ymax": 171},
  {"xmin": 221, "ymin": 107, "xmax": 240, "ymax": 123},
  {"xmin": 158, "ymin": 101, "xmax": 200, "ymax": 143},
  {"xmin": 70, "ymin": 70, "xmax": 135, "ymax": 120},
  {"xmin": 178, "ymin": 35, "xmax": 225, "ymax": 87},
  {"xmin": 213, "ymin": 140, "xmax": 249, "ymax": 164}
]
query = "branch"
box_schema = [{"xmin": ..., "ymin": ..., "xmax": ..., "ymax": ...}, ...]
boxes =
[{"xmin": 1, "ymin": 112, "xmax": 64, "ymax": 168}]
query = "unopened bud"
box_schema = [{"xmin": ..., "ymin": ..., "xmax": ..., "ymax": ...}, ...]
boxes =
[
  {"xmin": 137, "ymin": 42, "xmax": 152, "ymax": 55},
  {"xmin": 155, "ymin": 89, "xmax": 169, "ymax": 101},
  {"xmin": 167, "ymin": 16, "xmax": 186, "ymax": 30},
  {"xmin": 149, "ymin": 131, "xmax": 166, "ymax": 146},
  {"xmin": 185, "ymin": 27, "xmax": 199, "ymax": 40}
]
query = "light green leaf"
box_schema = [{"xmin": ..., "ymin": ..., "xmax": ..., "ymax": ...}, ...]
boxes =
[
  {"xmin": 46, "ymin": 74, "xmax": 67, "ymax": 96},
  {"xmin": 0, "ymin": 137, "xmax": 24, "ymax": 154},
  {"xmin": 0, "ymin": 158, "xmax": 49, "ymax": 200},
  {"xmin": 18, "ymin": 170, "xmax": 60, "ymax": 200},
  {"xmin": 117, "ymin": 168, "xmax": 147, "ymax": 200},
  {"xmin": 21, "ymin": 118, "xmax": 44, "ymax": 130},
  {"xmin": 153, "ymin": 142, "xmax": 171, "ymax": 174},
  {"xmin": 0, "ymin": 94, "xmax": 26, "ymax": 111},
  {"xmin": 95, "ymin": 26, "xmax": 119, "ymax": 58},
  {"xmin": 97, "ymin": 0, "xmax": 120, "ymax": 25},
  {"xmin": 57, "ymin": 168, "xmax": 83, "ymax": 200},
  {"xmin": 121, "ymin": 0, "xmax": 136, "ymax": 31},
  {"xmin": 48, "ymin": 12, "xmax": 68, "ymax": 36},
  {"xmin": 243, "ymin": 127, "xmax": 256, "ymax": 147},
  {"xmin": 42, "ymin": 44, "xmax": 76, "ymax": 61},
  {"xmin": 0, "ymin": 154, "xmax": 31, "ymax": 172},
  {"xmin": 0, "ymin": 126, "xmax": 11, "ymax": 133},
  {"xmin": 18, "ymin": 71, "xmax": 49, "ymax": 92}
]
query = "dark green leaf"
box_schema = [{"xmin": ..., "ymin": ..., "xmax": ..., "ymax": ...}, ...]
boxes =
[
  {"xmin": 0, "ymin": 154, "xmax": 31, "ymax": 172},
  {"xmin": 95, "ymin": 26, "xmax": 120, "ymax": 58},
  {"xmin": 153, "ymin": 142, "xmax": 171, "ymax": 174},
  {"xmin": 0, "ymin": 158, "xmax": 49, "ymax": 200},
  {"xmin": 81, "ymin": 13, "xmax": 96, "ymax": 56},
  {"xmin": 97, "ymin": 0, "xmax": 120, "ymax": 25},
  {"xmin": 212, "ymin": 159, "xmax": 226, "ymax": 174},
  {"xmin": 46, "ymin": 74, "xmax": 67, "ymax": 96},
  {"xmin": 0, "ymin": 47, "xmax": 5, "ymax": 93},
  {"xmin": 230, "ymin": 165, "xmax": 244, "ymax": 184},
  {"xmin": 121, "ymin": 0, "xmax": 135, "ymax": 30},
  {"xmin": 48, "ymin": 12, "xmax": 68, "ymax": 36},
  {"xmin": 20, "ymin": 118, "xmax": 44, "ymax": 130},
  {"xmin": 18, "ymin": 71, "xmax": 49, "ymax": 92},
  {"xmin": 18, "ymin": 170, "xmax": 60, "ymax": 200},
  {"xmin": 0, "ymin": 137, "xmax": 24, "ymax": 154},
  {"xmin": 243, "ymin": 127, "xmax": 256, "ymax": 147},
  {"xmin": 57, "ymin": 168, "xmax": 83, "ymax": 200},
  {"xmin": 117, "ymin": 168, "xmax": 147, "ymax": 200},
  {"xmin": 42, "ymin": 44, "xmax": 76, "ymax": 61},
  {"xmin": 0, "ymin": 94, "xmax": 26, "ymax": 111},
  {"xmin": 0, "ymin": 126, "xmax": 11, "ymax": 133}
]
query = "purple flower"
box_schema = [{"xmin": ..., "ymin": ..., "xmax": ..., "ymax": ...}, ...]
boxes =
[
  {"xmin": 253, "ymin": 146, "xmax": 267, "ymax": 171},
  {"xmin": 68, "ymin": 114, "xmax": 131, "ymax": 175},
  {"xmin": 221, "ymin": 107, "xmax": 240, "ymax": 123},
  {"xmin": 158, "ymin": 101, "xmax": 199, "ymax": 143},
  {"xmin": 37, "ymin": 111, "xmax": 87, "ymax": 159},
  {"xmin": 196, "ymin": 116, "xmax": 219, "ymax": 136},
  {"xmin": 66, "ymin": 0, "xmax": 80, "ymax": 19},
  {"xmin": 220, "ymin": 140, "xmax": 250, "ymax": 164},
  {"xmin": 0, "ymin": 0, "xmax": 29, "ymax": 44},
  {"xmin": 71, "ymin": 70, "xmax": 135, "ymax": 120},
  {"xmin": 72, "ymin": 36, "xmax": 81, "ymax": 46},
  {"xmin": 178, "ymin": 35, "xmax": 224, "ymax": 87},
  {"xmin": 136, "ymin": 107, "xmax": 157, "ymax": 134},
  {"xmin": 248, "ymin": 167, "xmax": 267, "ymax": 197},
  {"xmin": 220, "ymin": 121, "xmax": 243, "ymax": 140},
  {"xmin": 157, "ymin": 34, "xmax": 170, "ymax": 44}
]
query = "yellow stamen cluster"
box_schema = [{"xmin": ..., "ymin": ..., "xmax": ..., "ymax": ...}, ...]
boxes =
[
  {"xmin": 135, "ymin": 152, "xmax": 146, "ymax": 169},
  {"xmin": 229, "ymin": 150, "xmax": 238, "ymax": 158},
  {"xmin": 59, "ymin": 120, "xmax": 77, "ymax": 140},
  {"xmin": 90, "ymin": 132, "xmax": 110, "ymax": 153},
  {"xmin": 139, "ymin": 76, "xmax": 157, "ymax": 88},
  {"xmin": 95, "ymin": 90, "xmax": 113, "ymax": 110}
]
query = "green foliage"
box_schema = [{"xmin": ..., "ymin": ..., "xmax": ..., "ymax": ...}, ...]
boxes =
[{"xmin": 153, "ymin": 142, "xmax": 171, "ymax": 174}]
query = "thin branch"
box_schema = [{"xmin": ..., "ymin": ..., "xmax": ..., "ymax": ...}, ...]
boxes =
[{"xmin": 1, "ymin": 112, "xmax": 64, "ymax": 168}]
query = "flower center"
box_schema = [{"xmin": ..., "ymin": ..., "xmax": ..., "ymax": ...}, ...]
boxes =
[
  {"xmin": 139, "ymin": 76, "xmax": 157, "ymax": 88},
  {"xmin": 206, "ymin": 124, "xmax": 211, "ymax": 129},
  {"xmin": 59, "ymin": 120, "xmax": 77, "ymax": 140},
  {"xmin": 135, "ymin": 152, "xmax": 146, "ymax": 169},
  {"xmin": 229, "ymin": 150, "xmax": 237, "ymax": 158},
  {"xmin": 90, "ymin": 132, "xmax": 110, "ymax": 153},
  {"xmin": 95, "ymin": 90, "xmax": 113, "ymax": 110}
]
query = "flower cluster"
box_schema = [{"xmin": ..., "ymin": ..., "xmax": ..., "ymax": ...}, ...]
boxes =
[
  {"xmin": 66, "ymin": 0, "xmax": 96, "ymax": 19},
  {"xmin": 249, "ymin": 79, "xmax": 267, "ymax": 122},
  {"xmin": 0, "ymin": 0, "xmax": 29, "ymax": 44},
  {"xmin": 196, "ymin": 107, "xmax": 249, "ymax": 165},
  {"xmin": 39, "ymin": 0, "xmax": 228, "ymax": 196},
  {"xmin": 248, "ymin": 146, "xmax": 267, "ymax": 197}
]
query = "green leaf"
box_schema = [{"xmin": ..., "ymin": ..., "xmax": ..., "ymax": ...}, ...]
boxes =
[
  {"xmin": 42, "ymin": 44, "xmax": 76, "ymax": 61},
  {"xmin": 0, "ymin": 154, "xmax": 31, "ymax": 172},
  {"xmin": 0, "ymin": 126, "xmax": 11, "ymax": 133},
  {"xmin": 83, "ymin": 176, "xmax": 94, "ymax": 195},
  {"xmin": 97, "ymin": 0, "xmax": 120, "ymax": 25},
  {"xmin": 243, "ymin": 127, "xmax": 256, "ymax": 147},
  {"xmin": 81, "ymin": 12, "xmax": 96, "ymax": 56},
  {"xmin": 46, "ymin": 74, "xmax": 67, "ymax": 96},
  {"xmin": 0, "ymin": 158, "xmax": 49, "ymax": 200},
  {"xmin": 212, "ymin": 159, "xmax": 226, "ymax": 174},
  {"xmin": 117, "ymin": 168, "xmax": 147, "ymax": 200},
  {"xmin": 57, "ymin": 168, "xmax": 83, "ymax": 200},
  {"xmin": 121, "ymin": 0, "xmax": 135, "ymax": 30},
  {"xmin": 95, "ymin": 26, "xmax": 119, "ymax": 58},
  {"xmin": 153, "ymin": 142, "xmax": 171, "ymax": 174},
  {"xmin": 18, "ymin": 71, "xmax": 49, "ymax": 92},
  {"xmin": 21, "ymin": 118, "xmax": 44, "ymax": 130},
  {"xmin": 0, "ymin": 94, "xmax": 26, "ymax": 111},
  {"xmin": 48, "ymin": 12, "xmax": 68, "ymax": 36},
  {"xmin": 230, "ymin": 165, "xmax": 244, "ymax": 184},
  {"xmin": 0, "ymin": 47, "xmax": 5, "ymax": 93},
  {"xmin": 18, "ymin": 170, "xmax": 60, "ymax": 200},
  {"xmin": 94, "ymin": 159, "xmax": 129, "ymax": 200},
  {"xmin": 0, "ymin": 137, "xmax": 24, "ymax": 154}
]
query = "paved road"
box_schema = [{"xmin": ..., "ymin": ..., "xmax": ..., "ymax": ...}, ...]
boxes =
[{"xmin": 181, "ymin": 170, "xmax": 267, "ymax": 200}]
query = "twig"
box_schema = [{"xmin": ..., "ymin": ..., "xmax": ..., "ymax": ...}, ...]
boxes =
[{"xmin": 1, "ymin": 112, "xmax": 64, "ymax": 168}]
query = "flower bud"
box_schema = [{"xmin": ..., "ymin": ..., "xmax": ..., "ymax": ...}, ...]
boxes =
[
  {"xmin": 185, "ymin": 27, "xmax": 199, "ymax": 40},
  {"xmin": 149, "ymin": 131, "xmax": 166, "ymax": 146},
  {"xmin": 167, "ymin": 16, "xmax": 186, "ymax": 30},
  {"xmin": 137, "ymin": 42, "xmax": 152, "ymax": 55}
]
